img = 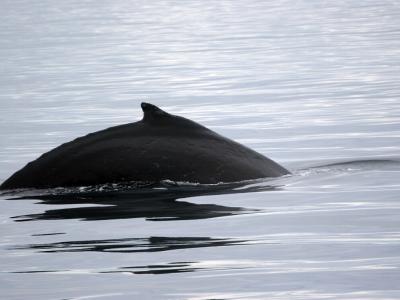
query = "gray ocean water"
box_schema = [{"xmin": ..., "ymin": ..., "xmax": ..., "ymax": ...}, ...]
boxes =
[{"xmin": 1, "ymin": 1, "xmax": 400, "ymax": 299}]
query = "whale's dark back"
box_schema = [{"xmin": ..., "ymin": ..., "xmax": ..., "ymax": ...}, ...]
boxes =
[{"xmin": 0, "ymin": 103, "xmax": 290, "ymax": 190}]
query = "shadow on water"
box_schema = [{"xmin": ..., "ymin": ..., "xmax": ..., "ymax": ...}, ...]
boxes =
[
  {"xmin": 112, "ymin": 262, "xmax": 202, "ymax": 275},
  {"xmin": 12, "ymin": 262, "xmax": 203, "ymax": 275},
  {"xmin": 3, "ymin": 181, "xmax": 271, "ymax": 265},
  {"xmin": 14, "ymin": 236, "xmax": 245, "ymax": 254},
  {"xmin": 3, "ymin": 180, "xmax": 278, "ymax": 222},
  {"xmin": 12, "ymin": 236, "xmax": 245, "ymax": 274}
]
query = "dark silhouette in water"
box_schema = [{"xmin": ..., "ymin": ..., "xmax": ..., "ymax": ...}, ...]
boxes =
[
  {"xmin": 13, "ymin": 196, "xmax": 246, "ymax": 222},
  {"xmin": 10, "ymin": 181, "xmax": 274, "ymax": 221},
  {"xmin": 14, "ymin": 236, "xmax": 244, "ymax": 254},
  {"xmin": 0, "ymin": 102, "xmax": 290, "ymax": 190},
  {"xmin": 13, "ymin": 236, "xmax": 246, "ymax": 275}
]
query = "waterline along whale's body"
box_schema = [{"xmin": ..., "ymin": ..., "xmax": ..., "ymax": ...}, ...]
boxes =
[{"xmin": 0, "ymin": 103, "xmax": 290, "ymax": 190}]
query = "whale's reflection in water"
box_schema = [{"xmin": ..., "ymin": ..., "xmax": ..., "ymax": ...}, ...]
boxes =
[
  {"xmin": 112, "ymin": 262, "xmax": 202, "ymax": 275},
  {"xmin": 9, "ymin": 180, "xmax": 276, "ymax": 222},
  {"xmin": 13, "ymin": 236, "xmax": 246, "ymax": 274},
  {"xmin": 15, "ymin": 199, "xmax": 246, "ymax": 221},
  {"xmin": 7, "ymin": 182, "xmax": 274, "ymax": 275},
  {"xmin": 15, "ymin": 236, "xmax": 245, "ymax": 254}
]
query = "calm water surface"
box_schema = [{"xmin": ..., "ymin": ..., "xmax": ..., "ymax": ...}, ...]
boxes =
[{"xmin": 1, "ymin": 1, "xmax": 400, "ymax": 299}]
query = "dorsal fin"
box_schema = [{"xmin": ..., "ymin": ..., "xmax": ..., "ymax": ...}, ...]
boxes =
[
  {"xmin": 140, "ymin": 102, "xmax": 210, "ymax": 132},
  {"xmin": 141, "ymin": 102, "xmax": 171, "ymax": 122}
]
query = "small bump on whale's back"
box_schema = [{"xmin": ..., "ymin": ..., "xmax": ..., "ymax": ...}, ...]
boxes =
[
  {"xmin": 140, "ymin": 102, "xmax": 211, "ymax": 134},
  {"xmin": 141, "ymin": 102, "xmax": 171, "ymax": 122}
]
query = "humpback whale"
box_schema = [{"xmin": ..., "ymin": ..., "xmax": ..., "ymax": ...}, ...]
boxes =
[{"xmin": 0, "ymin": 103, "xmax": 290, "ymax": 190}]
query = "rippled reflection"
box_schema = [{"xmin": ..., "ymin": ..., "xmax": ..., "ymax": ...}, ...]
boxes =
[
  {"xmin": 13, "ymin": 198, "xmax": 247, "ymax": 222},
  {"xmin": 7, "ymin": 180, "xmax": 274, "ymax": 221},
  {"xmin": 14, "ymin": 236, "xmax": 245, "ymax": 254}
]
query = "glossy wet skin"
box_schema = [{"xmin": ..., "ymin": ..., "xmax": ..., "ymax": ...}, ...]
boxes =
[{"xmin": 0, "ymin": 103, "xmax": 289, "ymax": 189}]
